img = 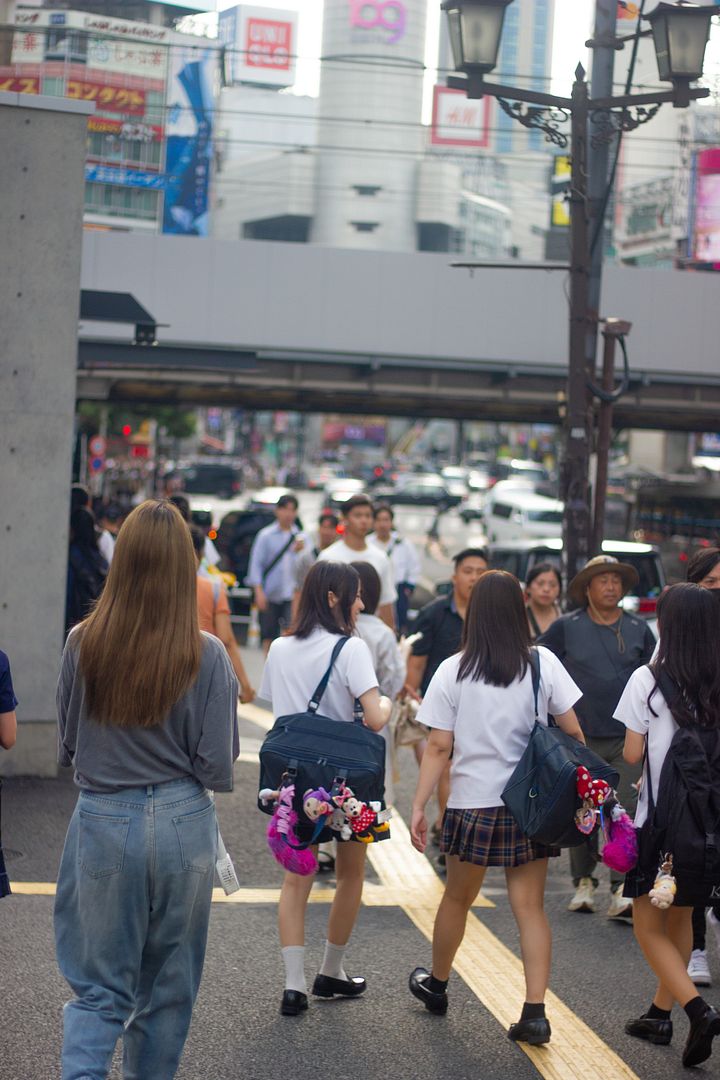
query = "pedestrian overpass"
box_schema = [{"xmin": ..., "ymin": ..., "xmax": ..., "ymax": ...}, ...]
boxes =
[{"xmin": 78, "ymin": 233, "xmax": 720, "ymax": 432}]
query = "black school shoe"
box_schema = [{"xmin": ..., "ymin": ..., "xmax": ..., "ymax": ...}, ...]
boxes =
[
  {"xmin": 507, "ymin": 1017, "xmax": 551, "ymax": 1045},
  {"xmin": 625, "ymin": 1014, "xmax": 673, "ymax": 1045},
  {"xmin": 280, "ymin": 990, "xmax": 308, "ymax": 1016},
  {"xmin": 312, "ymin": 974, "xmax": 367, "ymax": 998},
  {"xmin": 683, "ymin": 1005, "xmax": 720, "ymax": 1068},
  {"xmin": 408, "ymin": 967, "xmax": 449, "ymax": 1015}
]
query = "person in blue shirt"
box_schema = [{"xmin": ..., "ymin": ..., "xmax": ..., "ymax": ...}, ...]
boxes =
[
  {"xmin": 246, "ymin": 493, "xmax": 305, "ymax": 653},
  {"xmin": 0, "ymin": 650, "xmax": 17, "ymax": 750}
]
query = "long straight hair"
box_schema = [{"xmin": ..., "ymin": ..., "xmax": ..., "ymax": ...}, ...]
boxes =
[
  {"xmin": 650, "ymin": 582, "xmax": 720, "ymax": 729},
  {"xmin": 76, "ymin": 500, "xmax": 202, "ymax": 727},
  {"xmin": 458, "ymin": 570, "xmax": 531, "ymax": 686},
  {"xmin": 292, "ymin": 561, "xmax": 359, "ymax": 638}
]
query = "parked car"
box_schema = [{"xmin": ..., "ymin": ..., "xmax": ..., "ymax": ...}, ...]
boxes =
[
  {"xmin": 484, "ymin": 488, "xmax": 564, "ymax": 542},
  {"xmin": 487, "ymin": 538, "xmax": 665, "ymax": 618},
  {"xmin": 307, "ymin": 463, "xmax": 346, "ymax": 490},
  {"xmin": 176, "ymin": 462, "xmax": 242, "ymax": 499},
  {"xmin": 245, "ymin": 486, "xmax": 293, "ymax": 509},
  {"xmin": 459, "ymin": 478, "xmax": 536, "ymax": 524},
  {"xmin": 489, "ymin": 459, "xmax": 552, "ymax": 489},
  {"xmin": 374, "ymin": 474, "xmax": 462, "ymax": 509},
  {"xmin": 322, "ymin": 478, "xmax": 366, "ymax": 512}
]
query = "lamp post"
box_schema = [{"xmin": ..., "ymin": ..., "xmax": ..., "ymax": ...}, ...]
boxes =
[{"xmin": 442, "ymin": 0, "xmax": 714, "ymax": 582}]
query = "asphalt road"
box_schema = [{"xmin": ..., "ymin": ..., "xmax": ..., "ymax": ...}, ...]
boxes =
[{"xmin": 3, "ymin": 493, "xmax": 713, "ymax": 1080}]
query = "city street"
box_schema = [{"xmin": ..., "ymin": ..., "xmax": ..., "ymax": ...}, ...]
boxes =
[{"xmin": 4, "ymin": 636, "xmax": 720, "ymax": 1080}]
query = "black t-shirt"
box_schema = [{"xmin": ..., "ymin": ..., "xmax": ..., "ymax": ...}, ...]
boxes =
[
  {"xmin": 537, "ymin": 608, "xmax": 656, "ymax": 738},
  {"xmin": 411, "ymin": 595, "xmax": 464, "ymax": 696}
]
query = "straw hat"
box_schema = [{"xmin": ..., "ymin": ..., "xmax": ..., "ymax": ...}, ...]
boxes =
[{"xmin": 567, "ymin": 555, "xmax": 639, "ymax": 607}]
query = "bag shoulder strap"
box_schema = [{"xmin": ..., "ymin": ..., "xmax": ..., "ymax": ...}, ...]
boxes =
[
  {"xmin": 308, "ymin": 637, "xmax": 350, "ymax": 713},
  {"xmin": 262, "ymin": 532, "xmax": 296, "ymax": 585},
  {"xmin": 529, "ymin": 648, "xmax": 540, "ymax": 719}
]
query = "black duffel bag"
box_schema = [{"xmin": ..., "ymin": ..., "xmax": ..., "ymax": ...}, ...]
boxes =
[
  {"xmin": 501, "ymin": 652, "xmax": 620, "ymax": 848},
  {"xmin": 258, "ymin": 637, "xmax": 386, "ymax": 823}
]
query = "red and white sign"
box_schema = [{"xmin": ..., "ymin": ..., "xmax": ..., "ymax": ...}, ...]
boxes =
[
  {"xmin": 87, "ymin": 116, "xmax": 163, "ymax": 141},
  {"xmin": 246, "ymin": 17, "xmax": 292, "ymax": 70},
  {"xmin": 219, "ymin": 5, "xmax": 297, "ymax": 88},
  {"xmin": 89, "ymin": 435, "xmax": 107, "ymax": 457},
  {"xmin": 430, "ymin": 85, "xmax": 491, "ymax": 148},
  {"xmin": 66, "ymin": 79, "xmax": 146, "ymax": 115}
]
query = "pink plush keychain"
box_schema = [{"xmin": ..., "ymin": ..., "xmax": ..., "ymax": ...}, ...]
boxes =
[
  {"xmin": 601, "ymin": 802, "xmax": 639, "ymax": 874},
  {"xmin": 261, "ymin": 785, "xmax": 318, "ymax": 876}
]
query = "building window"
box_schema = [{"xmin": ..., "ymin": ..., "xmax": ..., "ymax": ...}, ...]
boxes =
[
  {"xmin": 351, "ymin": 221, "xmax": 380, "ymax": 232},
  {"xmin": 352, "ymin": 185, "xmax": 381, "ymax": 196},
  {"xmin": 84, "ymin": 182, "xmax": 159, "ymax": 221}
]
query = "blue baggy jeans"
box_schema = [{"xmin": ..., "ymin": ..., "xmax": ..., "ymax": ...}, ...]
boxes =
[{"xmin": 54, "ymin": 777, "xmax": 217, "ymax": 1080}]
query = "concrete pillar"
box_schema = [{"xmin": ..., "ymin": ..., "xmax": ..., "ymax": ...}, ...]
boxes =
[{"xmin": 0, "ymin": 93, "xmax": 92, "ymax": 776}]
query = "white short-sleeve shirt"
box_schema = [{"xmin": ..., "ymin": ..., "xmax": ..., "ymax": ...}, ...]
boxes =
[
  {"xmin": 614, "ymin": 664, "xmax": 677, "ymax": 827},
  {"xmin": 259, "ymin": 628, "xmax": 378, "ymax": 725},
  {"xmin": 416, "ymin": 645, "xmax": 581, "ymax": 809},
  {"xmin": 317, "ymin": 539, "xmax": 397, "ymax": 607}
]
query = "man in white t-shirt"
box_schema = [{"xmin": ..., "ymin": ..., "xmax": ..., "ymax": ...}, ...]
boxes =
[
  {"xmin": 369, "ymin": 503, "xmax": 421, "ymax": 635},
  {"xmin": 317, "ymin": 494, "xmax": 397, "ymax": 631}
]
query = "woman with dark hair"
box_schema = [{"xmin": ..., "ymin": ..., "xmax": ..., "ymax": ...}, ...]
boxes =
[
  {"xmin": 258, "ymin": 560, "xmax": 388, "ymax": 1017},
  {"xmin": 525, "ymin": 562, "xmax": 562, "ymax": 640},
  {"xmin": 408, "ymin": 570, "xmax": 583, "ymax": 1043},
  {"xmin": 684, "ymin": 548, "xmax": 720, "ymax": 989},
  {"xmin": 65, "ymin": 506, "xmax": 108, "ymax": 636},
  {"xmin": 617, "ymin": 583, "xmax": 720, "ymax": 1067},
  {"xmin": 55, "ymin": 500, "xmax": 238, "ymax": 1079}
]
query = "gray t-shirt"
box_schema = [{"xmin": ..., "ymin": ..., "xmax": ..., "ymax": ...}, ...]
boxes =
[{"xmin": 57, "ymin": 631, "xmax": 239, "ymax": 793}]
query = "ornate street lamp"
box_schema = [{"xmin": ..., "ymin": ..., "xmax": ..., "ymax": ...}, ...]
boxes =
[
  {"xmin": 645, "ymin": 2, "xmax": 715, "ymax": 106},
  {"xmin": 442, "ymin": 0, "xmax": 714, "ymax": 578}
]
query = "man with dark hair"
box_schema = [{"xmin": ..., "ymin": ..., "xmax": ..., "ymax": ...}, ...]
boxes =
[
  {"xmin": 406, "ymin": 547, "xmax": 489, "ymax": 851},
  {"xmin": 317, "ymin": 494, "xmax": 396, "ymax": 629},
  {"xmin": 369, "ymin": 503, "xmax": 421, "ymax": 635},
  {"xmin": 291, "ymin": 510, "xmax": 339, "ymax": 621},
  {"xmin": 246, "ymin": 493, "xmax": 304, "ymax": 653}
]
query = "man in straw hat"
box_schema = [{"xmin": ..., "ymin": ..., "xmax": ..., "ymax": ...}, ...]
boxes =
[{"xmin": 538, "ymin": 555, "xmax": 656, "ymax": 919}]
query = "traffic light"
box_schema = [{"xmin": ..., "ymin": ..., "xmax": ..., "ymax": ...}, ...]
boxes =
[{"xmin": 122, "ymin": 424, "xmax": 132, "ymax": 437}]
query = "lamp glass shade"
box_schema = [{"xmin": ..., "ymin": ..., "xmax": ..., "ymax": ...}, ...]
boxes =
[
  {"xmin": 442, "ymin": 0, "xmax": 510, "ymax": 75},
  {"xmin": 459, "ymin": 6, "xmax": 505, "ymax": 71},
  {"xmin": 647, "ymin": 3, "xmax": 714, "ymax": 82}
]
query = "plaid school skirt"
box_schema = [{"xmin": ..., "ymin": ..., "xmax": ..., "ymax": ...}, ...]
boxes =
[{"xmin": 441, "ymin": 806, "xmax": 560, "ymax": 868}]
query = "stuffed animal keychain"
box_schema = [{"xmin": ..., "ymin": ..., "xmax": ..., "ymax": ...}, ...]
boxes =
[
  {"xmin": 574, "ymin": 766, "xmax": 611, "ymax": 835},
  {"xmin": 260, "ymin": 785, "xmax": 318, "ymax": 876},
  {"xmin": 650, "ymin": 853, "xmax": 677, "ymax": 909},
  {"xmin": 601, "ymin": 800, "xmax": 638, "ymax": 874}
]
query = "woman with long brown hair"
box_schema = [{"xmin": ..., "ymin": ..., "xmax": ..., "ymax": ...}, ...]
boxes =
[
  {"xmin": 408, "ymin": 570, "xmax": 584, "ymax": 1044},
  {"xmin": 54, "ymin": 500, "xmax": 238, "ymax": 1080}
]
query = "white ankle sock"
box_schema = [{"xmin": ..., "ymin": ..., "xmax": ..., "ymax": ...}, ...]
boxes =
[
  {"xmin": 282, "ymin": 945, "xmax": 307, "ymax": 994},
  {"xmin": 319, "ymin": 940, "xmax": 348, "ymax": 981}
]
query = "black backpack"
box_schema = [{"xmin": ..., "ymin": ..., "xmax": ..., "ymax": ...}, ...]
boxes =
[
  {"xmin": 258, "ymin": 637, "xmax": 386, "ymax": 826},
  {"xmin": 637, "ymin": 669, "xmax": 720, "ymax": 905}
]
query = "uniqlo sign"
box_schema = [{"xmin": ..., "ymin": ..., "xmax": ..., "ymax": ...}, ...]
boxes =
[
  {"xmin": 246, "ymin": 16, "xmax": 292, "ymax": 70},
  {"xmin": 219, "ymin": 5, "xmax": 297, "ymax": 87}
]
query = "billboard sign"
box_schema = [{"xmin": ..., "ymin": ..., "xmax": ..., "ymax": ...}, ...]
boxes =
[
  {"xmin": 219, "ymin": 5, "xmax": 297, "ymax": 88},
  {"xmin": 616, "ymin": 176, "xmax": 673, "ymax": 248},
  {"xmin": 350, "ymin": 0, "xmax": 407, "ymax": 45},
  {"xmin": 430, "ymin": 86, "xmax": 490, "ymax": 147},
  {"xmin": 0, "ymin": 74, "xmax": 40, "ymax": 94},
  {"xmin": 690, "ymin": 148, "xmax": 720, "ymax": 266},
  {"xmin": 67, "ymin": 79, "xmax": 146, "ymax": 114},
  {"xmin": 85, "ymin": 164, "xmax": 165, "ymax": 189},
  {"xmin": 163, "ymin": 47, "xmax": 218, "ymax": 235},
  {"xmin": 550, "ymin": 155, "xmax": 571, "ymax": 228},
  {"xmin": 87, "ymin": 117, "xmax": 164, "ymax": 141}
]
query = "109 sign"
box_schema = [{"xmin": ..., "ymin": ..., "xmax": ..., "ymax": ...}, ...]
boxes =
[{"xmin": 349, "ymin": 0, "xmax": 407, "ymax": 44}]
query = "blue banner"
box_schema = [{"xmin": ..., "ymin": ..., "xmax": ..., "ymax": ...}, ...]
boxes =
[
  {"xmin": 163, "ymin": 49, "xmax": 216, "ymax": 236},
  {"xmin": 85, "ymin": 164, "xmax": 166, "ymax": 189}
]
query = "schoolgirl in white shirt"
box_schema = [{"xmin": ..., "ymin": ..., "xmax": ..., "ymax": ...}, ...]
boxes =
[
  {"xmin": 408, "ymin": 570, "xmax": 583, "ymax": 1044},
  {"xmin": 259, "ymin": 560, "xmax": 387, "ymax": 1017}
]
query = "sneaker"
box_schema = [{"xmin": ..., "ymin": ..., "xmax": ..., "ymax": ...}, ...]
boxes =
[
  {"xmin": 688, "ymin": 949, "xmax": 712, "ymax": 988},
  {"xmin": 708, "ymin": 910, "xmax": 720, "ymax": 955},
  {"xmin": 607, "ymin": 884, "xmax": 633, "ymax": 920},
  {"xmin": 568, "ymin": 877, "xmax": 596, "ymax": 913}
]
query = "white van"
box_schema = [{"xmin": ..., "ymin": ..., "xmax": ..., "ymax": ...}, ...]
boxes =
[{"xmin": 484, "ymin": 489, "xmax": 564, "ymax": 542}]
